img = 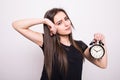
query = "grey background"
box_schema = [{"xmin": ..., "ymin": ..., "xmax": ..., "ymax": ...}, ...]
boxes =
[{"xmin": 0, "ymin": 0, "xmax": 120, "ymax": 80}]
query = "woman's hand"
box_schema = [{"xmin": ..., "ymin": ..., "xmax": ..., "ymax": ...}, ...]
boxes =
[
  {"xmin": 83, "ymin": 33, "xmax": 107, "ymax": 68},
  {"xmin": 94, "ymin": 33, "xmax": 105, "ymax": 43},
  {"xmin": 44, "ymin": 18, "xmax": 57, "ymax": 36}
]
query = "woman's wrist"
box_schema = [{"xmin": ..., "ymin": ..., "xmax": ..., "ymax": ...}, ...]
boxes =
[{"xmin": 43, "ymin": 18, "xmax": 49, "ymax": 25}]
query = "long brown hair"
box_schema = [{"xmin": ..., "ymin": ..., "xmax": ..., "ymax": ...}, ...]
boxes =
[{"xmin": 43, "ymin": 8, "xmax": 83, "ymax": 80}]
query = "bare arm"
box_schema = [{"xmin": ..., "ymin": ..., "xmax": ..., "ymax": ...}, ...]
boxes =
[
  {"xmin": 12, "ymin": 18, "xmax": 56, "ymax": 47},
  {"xmin": 84, "ymin": 33, "xmax": 107, "ymax": 69}
]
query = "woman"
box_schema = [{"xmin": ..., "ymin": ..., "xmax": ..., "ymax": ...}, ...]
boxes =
[{"xmin": 12, "ymin": 8, "xmax": 107, "ymax": 80}]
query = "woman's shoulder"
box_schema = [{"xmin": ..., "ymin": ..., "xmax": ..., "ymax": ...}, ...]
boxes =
[
  {"xmin": 74, "ymin": 40, "xmax": 88, "ymax": 51},
  {"xmin": 74, "ymin": 40, "xmax": 86, "ymax": 45}
]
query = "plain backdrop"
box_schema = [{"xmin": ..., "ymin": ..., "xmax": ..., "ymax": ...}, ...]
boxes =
[{"xmin": 0, "ymin": 0, "xmax": 120, "ymax": 80}]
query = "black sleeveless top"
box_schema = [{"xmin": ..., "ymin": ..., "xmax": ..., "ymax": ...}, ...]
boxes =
[{"xmin": 40, "ymin": 41, "xmax": 88, "ymax": 80}]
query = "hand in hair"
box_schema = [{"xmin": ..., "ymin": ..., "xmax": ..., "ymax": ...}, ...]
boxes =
[{"xmin": 44, "ymin": 18, "xmax": 57, "ymax": 36}]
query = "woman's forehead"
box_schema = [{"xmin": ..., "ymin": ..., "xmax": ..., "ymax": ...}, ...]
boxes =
[{"xmin": 54, "ymin": 11, "xmax": 66, "ymax": 23}]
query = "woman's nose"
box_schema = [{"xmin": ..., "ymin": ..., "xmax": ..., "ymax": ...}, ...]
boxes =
[{"xmin": 63, "ymin": 20, "xmax": 69, "ymax": 27}]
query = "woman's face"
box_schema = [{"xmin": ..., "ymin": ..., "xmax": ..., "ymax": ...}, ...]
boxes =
[{"xmin": 54, "ymin": 11, "xmax": 72, "ymax": 36}]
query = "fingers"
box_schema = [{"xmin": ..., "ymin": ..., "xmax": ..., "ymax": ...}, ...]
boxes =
[
  {"xmin": 44, "ymin": 18, "xmax": 57, "ymax": 36},
  {"xmin": 49, "ymin": 25, "xmax": 57, "ymax": 36},
  {"xmin": 94, "ymin": 33, "xmax": 105, "ymax": 42},
  {"xmin": 49, "ymin": 26, "xmax": 57, "ymax": 36}
]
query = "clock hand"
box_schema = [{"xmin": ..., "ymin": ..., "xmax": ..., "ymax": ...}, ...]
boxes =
[
  {"xmin": 98, "ymin": 49, "xmax": 102, "ymax": 52},
  {"xmin": 93, "ymin": 49, "xmax": 98, "ymax": 52}
]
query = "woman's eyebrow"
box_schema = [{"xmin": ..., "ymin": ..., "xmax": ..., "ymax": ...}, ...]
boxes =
[
  {"xmin": 55, "ymin": 20, "xmax": 61, "ymax": 25},
  {"xmin": 55, "ymin": 16, "xmax": 67, "ymax": 24}
]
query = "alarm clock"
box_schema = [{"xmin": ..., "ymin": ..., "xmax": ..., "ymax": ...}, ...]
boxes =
[{"xmin": 89, "ymin": 40, "xmax": 105, "ymax": 59}]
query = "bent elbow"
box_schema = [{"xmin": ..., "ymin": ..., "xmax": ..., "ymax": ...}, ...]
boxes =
[
  {"xmin": 12, "ymin": 21, "xmax": 17, "ymax": 29},
  {"xmin": 99, "ymin": 64, "xmax": 107, "ymax": 69},
  {"xmin": 101, "ymin": 66, "xmax": 107, "ymax": 69}
]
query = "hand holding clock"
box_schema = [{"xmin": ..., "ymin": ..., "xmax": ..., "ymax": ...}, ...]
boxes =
[
  {"xmin": 85, "ymin": 33, "xmax": 107, "ymax": 68},
  {"xmin": 94, "ymin": 33, "xmax": 105, "ymax": 43},
  {"xmin": 89, "ymin": 33, "xmax": 105, "ymax": 59}
]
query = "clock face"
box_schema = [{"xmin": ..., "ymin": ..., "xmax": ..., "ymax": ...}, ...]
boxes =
[{"xmin": 90, "ymin": 44, "xmax": 105, "ymax": 59}]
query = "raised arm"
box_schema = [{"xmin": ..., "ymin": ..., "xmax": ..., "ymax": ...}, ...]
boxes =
[{"xmin": 12, "ymin": 18, "xmax": 56, "ymax": 47}]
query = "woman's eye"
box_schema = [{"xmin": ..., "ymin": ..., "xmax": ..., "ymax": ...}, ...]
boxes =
[
  {"xmin": 56, "ymin": 21, "xmax": 62, "ymax": 25},
  {"xmin": 65, "ymin": 17, "xmax": 69, "ymax": 21}
]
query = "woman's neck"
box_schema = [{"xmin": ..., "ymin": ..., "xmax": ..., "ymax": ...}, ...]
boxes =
[{"xmin": 60, "ymin": 36, "xmax": 71, "ymax": 46}]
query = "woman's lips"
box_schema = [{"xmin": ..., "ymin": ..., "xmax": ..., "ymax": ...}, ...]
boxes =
[{"xmin": 65, "ymin": 27, "xmax": 71, "ymax": 30}]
